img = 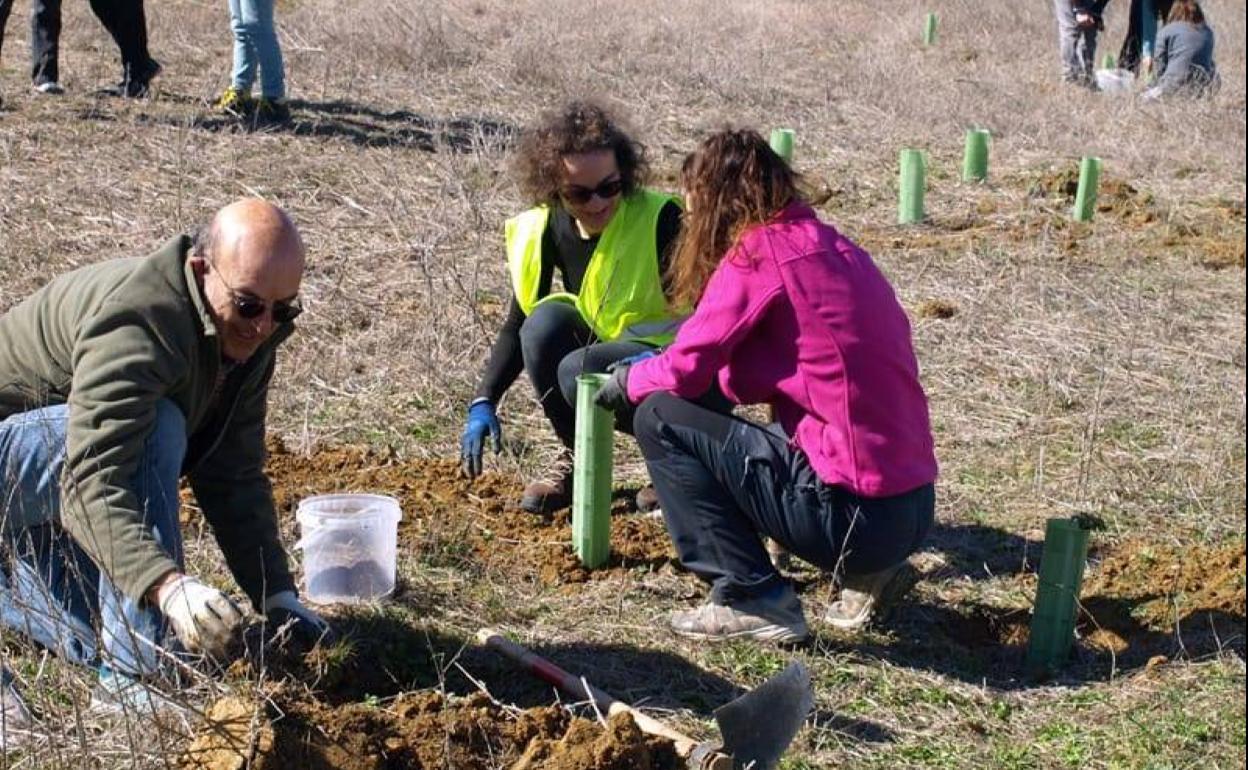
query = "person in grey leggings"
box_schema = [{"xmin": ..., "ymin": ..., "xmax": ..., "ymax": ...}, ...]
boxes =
[{"xmin": 1054, "ymin": 0, "xmax": 1110, "ymax": 87}]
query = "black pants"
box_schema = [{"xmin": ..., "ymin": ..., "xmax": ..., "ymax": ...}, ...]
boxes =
[
  {"xmin": 23, "ymin": 0, "xmax": 152, "ymax": 85},
  {"xmin": 634, "ymin": 392, "xmax": 935, "ymax": 605},
  {"xmin": 519, "ymin": 301, "xmax": 731, "ymax": 449}
]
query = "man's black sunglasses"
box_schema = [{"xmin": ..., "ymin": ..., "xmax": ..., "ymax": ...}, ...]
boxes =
[
  {"xmin": 212, "ymin": 263, "xmax": 303, "ymax": 323},
  {"xmin": 560, "ymin": 177, "xmax": 625, "ymax": 205}
]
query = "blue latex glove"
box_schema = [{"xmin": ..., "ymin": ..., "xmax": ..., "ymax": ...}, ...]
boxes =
[
  {"xmin": 461, "ymin": 400, "xmax": 502, "ymax": 479},
  {"xmin": 609, "ymin": 348, "xmax": 660, "ymax": 371}
]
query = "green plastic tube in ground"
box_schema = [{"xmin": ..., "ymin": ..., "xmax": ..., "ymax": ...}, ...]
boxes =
[
  {"xmin": 923, "ymin": 12, "xmax": 938, "ymax": 45},
  {"xmin": 1025, "ymin": 517, "xmax": 1092, "ymax": 679},
  {"xmin": 962, "ymin": 129, "xmax": 990, "ymax": 182},
  {"xmin": 1101, "ymin": 52, "xmax": 1116, "ymax": 70},
  {"xmin": 769, "ymin": 128, "xmax": 795, "ymax": 164},
  {"xmin": 572, "ymin": 373, "xmax": 614, "ymax": 569},
  {"xmin": 1072, "ymin": 156, "xmax": 1101, "ymax": 222},
  {"xmin": 898, "ymin": 149, "xmax": 926, "ymax": 224}
]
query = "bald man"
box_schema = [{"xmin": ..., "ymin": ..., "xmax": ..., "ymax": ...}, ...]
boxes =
[{"xmin": 0, "ymin": 199, "xmax": 330, "ymax": 718}]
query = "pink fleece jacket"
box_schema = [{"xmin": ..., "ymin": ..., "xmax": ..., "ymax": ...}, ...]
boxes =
[{"xmin": 627, "ymin": 203, "xmax": 937, "ymax": 497}]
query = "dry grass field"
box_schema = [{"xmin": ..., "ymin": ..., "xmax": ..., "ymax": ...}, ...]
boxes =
[{"xmin": 1, "ymin": 0, "xmax": 1245, "ymax": 767}]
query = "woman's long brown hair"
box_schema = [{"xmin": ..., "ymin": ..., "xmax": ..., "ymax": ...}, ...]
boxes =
[
  {"xmin": 1167, "ymin": 0, "xmax": 1205, "ymax": 24},
  {"xmin": 668, "ymin": 128, "xmax": 802, "ymax": 309}
]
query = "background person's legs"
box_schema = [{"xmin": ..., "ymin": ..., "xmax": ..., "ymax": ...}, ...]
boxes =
[
  {"xmin": 1054, "ymin": 0, "xmax": 1095, "ymax": 85},
  {"xmin": 87, "ymin": 0, "xmax": 157, "ymax": 89},
  {"xmin": 227, "ymin": 0, "xmax": 256, "ymax": 94},
  {"xmin": 231, "ymin": 0, "xmax": 283, "ymax": 99},
  {"xmin": 29, "ymin": 0, "xmax": 61, "ymax": 86}
]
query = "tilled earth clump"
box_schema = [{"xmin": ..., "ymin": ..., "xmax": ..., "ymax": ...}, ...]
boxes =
[{"xmin": 182, "ymin": 690, "xmax": 679, "ymax": 770}]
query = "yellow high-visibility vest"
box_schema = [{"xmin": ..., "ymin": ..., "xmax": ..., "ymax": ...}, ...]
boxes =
[{"xmin": 505, "ymin": 189, "xmax": 679, "ymax": 345}]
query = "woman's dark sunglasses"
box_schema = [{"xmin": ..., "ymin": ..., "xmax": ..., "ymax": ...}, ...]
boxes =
[
  {"xmin": 560, "ymin": 177, "xmax": 625, "ymax": 205},
  {"xmin": 212, "ymin": 263, "xmax": 303, "ymax": 323}
]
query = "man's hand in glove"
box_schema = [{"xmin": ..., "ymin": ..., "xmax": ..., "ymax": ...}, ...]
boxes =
[
  {"xmin": 262, "ymin": 591, "xmax": 338, "ymax": 650},
  {"xmin": 154, "ymin": 573, "xmax": 245, "ymax": 661},
  {"xmin": 593, "ymin": 364, "xmax": 633, "ymax": 413}
]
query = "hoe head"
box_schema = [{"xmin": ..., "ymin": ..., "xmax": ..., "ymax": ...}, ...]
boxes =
[{"xmin": 690, "ymin": 661, "xmax": 813, "ymax": 770}]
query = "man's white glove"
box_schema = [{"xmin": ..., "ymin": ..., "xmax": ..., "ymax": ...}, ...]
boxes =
[
  {"xmin": 155, "ymin": 574, "xmax": 245, "ymax": 660},
  {"xmin": 261, "ymin": 591, "xmax": 337, "ymax": 650}
]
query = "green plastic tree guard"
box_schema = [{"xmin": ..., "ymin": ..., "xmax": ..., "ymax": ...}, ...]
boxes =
[
  {"xmin": 769, "ymin": 128, "xmax": 795, "ymax": 164},
  {"xmin": 962, "ymin": 128, "xmax": 990, "ymax": 182},
  {"xmin": 898, "ymin": 149, "xmax": 926, "ymax": 224},
  {"xmin": 1025, "ymin": 517, "xmax": 1093, "ymax": 679},
  {"xmin": 923, "ymin": 12, "xmax": 938, "ymax": 45},
  {"xmin": 1072, "ymin": 156, "xmax": 1102, "ymax": 222},
  {"xmin": 1101, "ymin": 52, "xmax": 1116, "ymax": 70},
  {"xmin": 572, "ymin": 373, "xmax": 613, "ymax": 569}
]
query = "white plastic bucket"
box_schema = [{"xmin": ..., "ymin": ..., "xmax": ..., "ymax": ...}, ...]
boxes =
[
  {"xmin": 295, "ymin": 493, "xmax": 402, "ymax": 604},
  {"xmin": 1095, "ymin": 68, "xmax": 1134, "ymax": 93}
]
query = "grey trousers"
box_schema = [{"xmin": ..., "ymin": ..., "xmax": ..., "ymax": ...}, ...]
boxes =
[{"xmin": 1055, "ymin": 0, "xmax": 1098, "ymax": 84}]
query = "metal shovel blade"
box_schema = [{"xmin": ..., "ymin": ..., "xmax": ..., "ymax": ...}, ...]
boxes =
[{"xmin": 712, "ymin": 661, "xmax": 813, "ymax": 769}]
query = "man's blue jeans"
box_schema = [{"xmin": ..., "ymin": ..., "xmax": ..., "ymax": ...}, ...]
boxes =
[
  {"xmin": 228, "ymin": 0, "xmax": 285, "ymax": 99},
  {"xmin": 0, "ymin": 400, "xmax": 186, "ymax": 678}
]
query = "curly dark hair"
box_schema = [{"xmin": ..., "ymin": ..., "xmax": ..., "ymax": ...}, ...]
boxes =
[{"xmin": 512, "ymin": 99, "xmax": 650, "ymax": 207}]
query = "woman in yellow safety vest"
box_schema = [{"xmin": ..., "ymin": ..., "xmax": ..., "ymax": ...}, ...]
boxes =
[{"xmin": 460, "ymin": 100, "xmax": 694, "ymax": 514}]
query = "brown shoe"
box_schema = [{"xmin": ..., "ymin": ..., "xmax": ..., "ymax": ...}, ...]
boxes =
[
  {"xmin": 635, "ymin": 484, "xmax": 660, "ymax": 513},
  {"xmin": 520, "ymin": 455, "xmax": 574, "ymax": 514}
]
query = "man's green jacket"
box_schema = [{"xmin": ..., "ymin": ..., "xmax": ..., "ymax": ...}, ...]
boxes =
[{"xmin": 0, "ymin": 236, "xmax": 296, "ymax": 608}]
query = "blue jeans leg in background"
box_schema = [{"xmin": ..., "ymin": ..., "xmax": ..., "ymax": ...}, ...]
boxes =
[
  {"xmin": 0, "ymin": 400, "xmax": 187, "ymax": 679},
  {"xmin": 228, "ymin": 0, "xmax": 284, "ymax": 99}
]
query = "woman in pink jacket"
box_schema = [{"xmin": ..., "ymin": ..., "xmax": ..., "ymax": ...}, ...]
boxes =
[{"xmin": 596, "ymin": 129, "xmax": 937, "ymax": 644}]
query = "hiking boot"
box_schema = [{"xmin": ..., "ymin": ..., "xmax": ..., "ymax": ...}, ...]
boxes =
[
  {"xmin": 635, "ymin": 484, "xmax": 660, "ymax": 514},
  {"xmin": 670, "ymin": 584, "xmax": 808, "ymax": 644},
  {"xmin": 823, "ymin": 561, "xmax": 913, "ymax": 631},
  {"xmin": 216, "ymin": 86, "xmax": 254, "ymax": 114},
  {"xmin": 33, "ymin": 80, "xmax": 65, "ymax": 95},
  {"xmin": 90, "ymin": 667, "xmax": 188, "ymax": 718},
  {"xmin": 254, "ymin": 97, "xmax": 290, "ymax": 123},
  {"xmin": 1, "ymin": 667, "xmax": 35, "ymax": 751},
  {"xmin": 520, "ymin": 454, "xmax": 574, "ymax": 514}
]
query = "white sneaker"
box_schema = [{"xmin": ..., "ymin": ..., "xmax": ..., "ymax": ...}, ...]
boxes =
[
  {"xmin": 823, "ymin": 561, "xmax": 912, "ymax": 631},
  {"xmin": 670, "ymin": 584, "xmax": 809, "ymax": 644},
  {"xmin": 33, "ymin": 81, "xmax": 65, "ymax": 95}
]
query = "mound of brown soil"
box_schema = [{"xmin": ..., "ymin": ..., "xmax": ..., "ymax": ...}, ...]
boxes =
[
  {"xmin": 1029, "ymin": 168, "xmax": 1158, "ymax": 224},
  {"xmin": 922, "ymin": 540, "xmax": 1246, "ymax": 671},
  {"xmin": 182, "ymin": 691, "xmax": 679, "ymax": 770},
  {"xmin": 1085, "ymin": 539, "xmax": 1246, "ymax": 630},
  {"xmin": 261, "ymin": 441, "xmax": 675, "ymax": 586}
]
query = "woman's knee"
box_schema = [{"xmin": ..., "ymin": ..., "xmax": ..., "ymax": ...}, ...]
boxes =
[
  {"xmin": 520, "ymin": 302, "xmax": 584, "ymax": 362},
  {"xmin": 633, "ymin": 392, "xmax": 681, "ymax": 455}
]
